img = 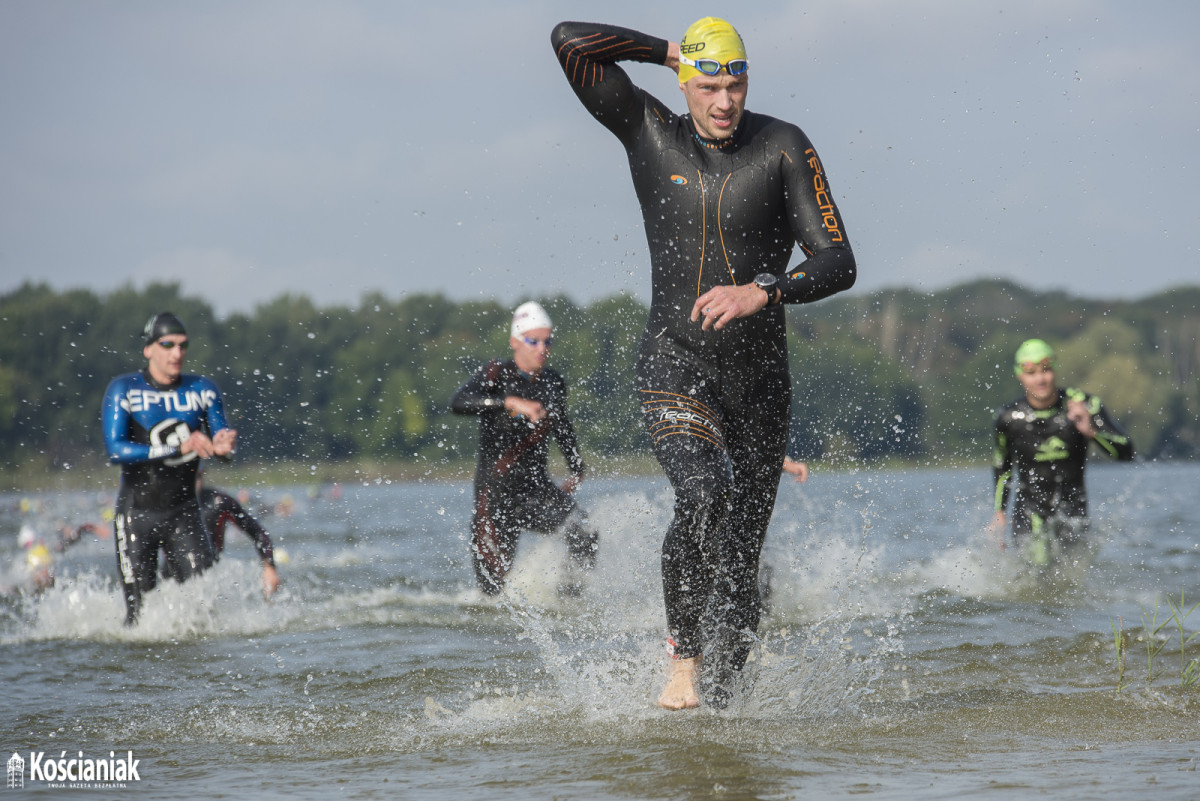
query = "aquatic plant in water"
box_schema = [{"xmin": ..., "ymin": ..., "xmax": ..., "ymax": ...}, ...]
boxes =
[
  {"xmin": 1110, "ymin": 616, "xmax": 1128, "ymax": 693},
  {"xmin": 1112, "ymin": 590, "xmax": 1200, "ymax": 691},
  {"xmin": 1165, "ymin": 590, "xmax": 1200, "ymax": 687}
]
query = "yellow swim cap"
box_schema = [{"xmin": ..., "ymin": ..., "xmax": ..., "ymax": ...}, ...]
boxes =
[
  {"xmin": 679, "ymin": 17, "xmax": 747, "ymax": 84},
  {"xmin": 27, "ymin": 543, "xmax": 52, "ymax": 570}
]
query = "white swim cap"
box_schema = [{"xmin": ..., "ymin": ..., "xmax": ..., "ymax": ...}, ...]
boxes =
[
  {"xmin": 511, "ymin": 301, "xmax": 553, "ymax": 337},
  {"xmin": 18, "ymin": 523, "xmax": 37, "ymax": 549}
]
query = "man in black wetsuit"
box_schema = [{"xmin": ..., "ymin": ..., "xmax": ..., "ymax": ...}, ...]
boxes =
[
  {"xmin": 197, "ymin": 471, "xmax": 280, "ymax": 598},
  {"xmin": 552, "ymin": 17, "xmax": 856, "ymax": 709},
  {"xmin": 450, "ymin": 301, "xmax": 598, "ymax": 597},
  {"xmin": 990, "ymin": 339, "xmax": 1134, "ymax": 564},
  {"xmin": 101, "ymin": 312, "xmax": 237, "ymax": 624}
]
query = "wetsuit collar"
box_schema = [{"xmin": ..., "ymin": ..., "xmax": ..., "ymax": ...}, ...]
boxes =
[
  {"xmin": 688, "ymin": 111, "xmax": 747, "ymax": 150},
  {"xmin": 141, "ymin": 367, "xmax": 181, "ymax": 392},
  {"xmin": 509, "ymin": 358, "xmax": 542, "ymax": 382}
]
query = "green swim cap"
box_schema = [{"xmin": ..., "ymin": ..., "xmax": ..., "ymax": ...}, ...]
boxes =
[
  {"xmin": 1013, "ymin": 338, "xmax": 1055, "ymax": 375},
  {"xmin": 678, "ymin": 17, "xmax": 747, "ymax": 84}
]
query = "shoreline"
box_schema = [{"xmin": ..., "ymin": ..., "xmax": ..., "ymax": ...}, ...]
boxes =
[{"xmin": 0, "ymin": 452, "xmax": 1007, "ymax": 494}]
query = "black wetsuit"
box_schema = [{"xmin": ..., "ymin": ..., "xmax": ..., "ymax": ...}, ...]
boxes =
[
  {"xmin": 158, "ymin": 487, "xmax": 275, "ymax": 581},
  {"xmin": 101, "ymin": 368, "xmax": 230, "ymax": 623},
  {"xmin": 993, "ymin": 388, "xmax": 1134, "ymax": 541},
  {"xmin": 450, "ymin": 359, "xmax": 597, "ymax": 595},
  {"xmin": 552, "ymin": 22, "xmax": 856, "ymax": 680},
  {"xmin": 201, "ymin": 487, "xmax": 275, "ymax": 563}
]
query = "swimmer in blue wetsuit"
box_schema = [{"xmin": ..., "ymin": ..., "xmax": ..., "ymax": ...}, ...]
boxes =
[
  {"xmin": 990, "ymin": 339, "xmax": 1134, "ymax": 563},
  {"xmin": 101, "ymin": 312, "xmax": 238, "ymax": 624},
  {"xmin": 552, "ymin": 18, "xmax": 856, "ymax": 709}
]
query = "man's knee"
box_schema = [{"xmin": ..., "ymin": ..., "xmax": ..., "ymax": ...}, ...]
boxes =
[{"xmin": 674, "ymin": 468, "xmax": 733, "ymax": 522}]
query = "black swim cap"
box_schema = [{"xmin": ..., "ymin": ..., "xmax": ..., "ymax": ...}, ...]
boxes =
[{"xmin": 143, "ymin": 311, "xmax": 187, "ymax": 345}]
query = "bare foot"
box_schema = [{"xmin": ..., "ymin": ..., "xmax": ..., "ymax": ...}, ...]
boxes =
[{"xmin": 657, "ymin": 656, "xmax": 700, "ymax": 710}]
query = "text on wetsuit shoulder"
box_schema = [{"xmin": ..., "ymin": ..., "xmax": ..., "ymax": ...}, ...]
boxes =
[
  {"xmin": 122, "ymin": 388, "xmax": 218, "ymax": 414},
  {"xmin": 805, "ymin": 148, "xmax": 844, "ymax": 244}
]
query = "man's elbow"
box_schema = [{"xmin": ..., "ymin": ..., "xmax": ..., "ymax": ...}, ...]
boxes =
[
  {"xmin": 550, "ymin": 21, "xmax": 579, "ymax": 60},
  {"xmin": 835, "ymin": 251, "xmax": 857, "ymax": 292}
]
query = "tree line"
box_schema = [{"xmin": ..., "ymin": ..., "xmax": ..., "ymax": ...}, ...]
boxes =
[{"xmin": 1, "ymin": 278, "xmax": 1196, "ymax": 484}]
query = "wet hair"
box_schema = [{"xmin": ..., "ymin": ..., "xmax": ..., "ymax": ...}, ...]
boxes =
[{"xmin": 143, "ymin": 312, "xmax": 187, "ymax": 345}]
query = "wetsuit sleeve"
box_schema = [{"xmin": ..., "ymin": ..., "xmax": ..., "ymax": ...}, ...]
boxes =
[
  {"xmin": 776, "ymin": 134, "xmax": 857, "ymax": 304},
  {"xmin": 204, "ymin": 379, "xmax": 235, "ymax": 462},
  {"xmin": 550, "ymin": 376, "xmax": 586, "ymax": 477},
  {"xmin": 101, "ymin": 376, "xmax": 182, "ymax": 464},
  {"xmin": 992, "ymin": 412, "xmax": 1014, "ymax": 512},
  {"xmin": 216, "ymin": 490, "xmax": 275, "ymax": 565},
  {"xmin": 1069, "ymin": 389, "xmax": 1134, "ymax": 461},
  {"xmin": 205, "ymin": 381, "xmax": 231, "ymax": 434},
  {"xmin": 450, "ymin": 360, "xmax": 506, "ymax": 415},
  {"xmin": 551, "ymin": 21, "xmax": 670, "ymax": 146}
]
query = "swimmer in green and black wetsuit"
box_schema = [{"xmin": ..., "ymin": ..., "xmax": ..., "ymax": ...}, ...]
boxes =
[
  {"xmin": 990, "ymin": 339, "xmax": 1134, "ymax": 563},
  {"xmin": 552, "ymin": 17, "xmax": 856, "ymax": 709}
]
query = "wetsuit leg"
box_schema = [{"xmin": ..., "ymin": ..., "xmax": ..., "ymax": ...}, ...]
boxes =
[
  {"xmin": 113, "ymin": 495, "xmax": 163, "ymax": 626},
  {"xmin": 1010, "ymin": 503, "xmax": 1033, "ymax": 542},
  {"xmin": 561, "ymin": 508, "xmax": 599, "ymax": 570},
  {"xmin": 657, "ymin": 431, "xmax": 733, "ymax": 661},
  {"xmin": 638, "ymin": 351, "xmax": 734, "ymax": 661},
  {"xmin": 701, "ymin": 410, "xmax": 787, "ymax": 699},
  {"xmin": 1051, "ymin": 515, "xmax": 1089, "ymax": 546},
  {"xmin": 696, "ymin": 367, "xmax": 789, "ymax": 705},
  {"xmin": 513, "ymin": 481, "xmax": 598, "ymax": 570},
  {"xmin": 159, "ymin": 500, "xmax": 215, "ymax": 583},
  {"xmin": 471, "ymin": 483, "xmax": 520, "ymax": 595}
]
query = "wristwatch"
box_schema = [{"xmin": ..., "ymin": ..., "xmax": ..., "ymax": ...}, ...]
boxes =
[{"xmin": 754, "ymin": 273, "xmax": 779, "ymax": 305}]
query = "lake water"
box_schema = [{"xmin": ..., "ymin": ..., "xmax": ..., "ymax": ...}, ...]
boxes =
[{"xmin": 3, "ymin": 462, "xmax": 1198, "ymax": 799}]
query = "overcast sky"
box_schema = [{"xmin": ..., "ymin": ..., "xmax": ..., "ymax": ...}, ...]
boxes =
[{"xmin": 2, "ymin": 1, "xmax": 1197, "ymax": 316}]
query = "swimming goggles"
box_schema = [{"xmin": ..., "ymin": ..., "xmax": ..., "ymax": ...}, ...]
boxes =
[
  {"xmin": 1018, "ymin": 360, "xmax": 1053, "ymax": 374},
  {"xmin": 679, "ymin": 55, "xmax": 749, "ymax": 76},
  {"xmin": 521, "ymin": 336, "xmax": 554, "ymax": 348},
  {"xmin": 156, "ymin": 339, "xmax": 190, "ymax": 350}
]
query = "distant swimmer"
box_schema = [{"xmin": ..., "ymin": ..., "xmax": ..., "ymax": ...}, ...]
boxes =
[
  {"xmin": 54, "ymin": 521, "xmax": 107, "ymax": 553},
  {"xmin": 101, "ymin": 312, "xmax": 237, "ymax": 624},
  {"xmin": 990, "ymin": 339, "xmax": 1134, "ymax": 563},
  {"xmin": 2, "ymin": 524, "xmax": 55, "ymax": 594},
  {"xmin": 450, "ymin": 301, "xmax": 598, "ymax": 597},
  {"xmin": 552, "ymin": 17, "xmax": 855, "ymax": 709}
]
